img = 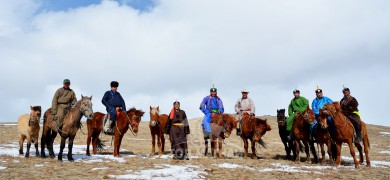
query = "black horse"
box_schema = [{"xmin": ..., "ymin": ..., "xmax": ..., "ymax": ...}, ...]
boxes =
[{"xmin": 277, "ymin": 109, "xmax": 304, "ymax": 160}]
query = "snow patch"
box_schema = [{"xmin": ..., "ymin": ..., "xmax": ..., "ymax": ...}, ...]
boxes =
[
  {"xmin": 215, "ymin": 163, "xmax": 256, "ymax": 171},
  {"xmin": 341, "ymin": 156, "xmax": 390, "ymax": 168},
  {"xmin": 0, "ymin": 166, "xmax": 7, "ymax": 170},
  {"xmin": 35, "ymin": 164, "xmax": 44, "ymax": 167},
  {"xmin": 0, "ymin": 124, "xmax": 17, "ymax": 126},
  {"xmin": 109, "ymin": 164, "xmax": 206, "ymax": 179},
  {"xmin": 91, "ymin": 167, "xmax": 108, "ymax": 171},
  {"xmin": 379, "ymin": 132, "xmax": 390, "ymax": 136},
  {"xmin": 380, "ymin": 151, "xmax": 390, "ymax": 154}
]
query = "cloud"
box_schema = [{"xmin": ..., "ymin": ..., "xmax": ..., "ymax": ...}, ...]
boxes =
[{"xmin": 0, "ymin": 0, "xmax": 389, "ymax": 126}]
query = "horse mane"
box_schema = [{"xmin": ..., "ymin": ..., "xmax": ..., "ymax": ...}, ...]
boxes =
[
  {"xmin": 333, "ymin": 101, "xmax": 342, "ymax": 112},
  {"xmin": 127, "ymin": 107, "xmax": 145, "ymax": 117},
  {"xmin": 31, "ymin": 106, "xmax": 41, "ymax": 111}
]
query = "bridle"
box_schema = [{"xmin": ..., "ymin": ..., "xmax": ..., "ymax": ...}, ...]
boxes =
[
  {"xmin": 322, "ymin": 106, "xmax": 348, "ymax": 128},
  {"xmin": 80, "ymin": 100, "xmax": 93, "ymax": 118},
  {"xmin": 277, "ymin": 114, "xmax": 286, "ymax": 126},
  {"xmin": 124, "ymin": 111, "xmax": 139, "ymax": 136}
]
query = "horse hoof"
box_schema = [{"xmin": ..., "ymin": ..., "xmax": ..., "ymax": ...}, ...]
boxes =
[
  {"xmin": 25, "ymin": 154, "xmax": 30, "ymax": 158},
  {"xmin": 86, "ymin": 154, "xmax": 91, "ymax": 156},
  {"xmin": 68, "ymin": 159, "xmax": 74, "ymax": 162}
]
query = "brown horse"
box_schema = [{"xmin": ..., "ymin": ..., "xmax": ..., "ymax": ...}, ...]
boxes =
[
  {"xmin": 211, "ymin": 114, "xmax": 237, "ymax": 158},
  {"xmin": 315, "ymin": 109, "xmax": 336, "ymax": 164},
  {"xmin": 149, "ymin": 106, "xmax": 169, "ymax": 156},
  {"xmin": 86, "ymin": 112, "xmax": 105, "ymax": 156},
  {"xmin": 240, "ymin": 113, "xmax": 271, "ymax": 159},
  {"xmin": 17, "ymin": 106, "xmax": 42, "ymax": 158},
  {"xmin": 41, "ymin": 95, "xmax": 94, "ymax": 161},
  {"xmin": 112, "ymin": 108, "xmax": 144, "ymax": 157},
  {"xmin": 322, "ymin": 102, "xmax": 370, "ymax": 168},
  {"xmin": 292, "ymin": 106, "xmax": 318, "ymax": 164}
]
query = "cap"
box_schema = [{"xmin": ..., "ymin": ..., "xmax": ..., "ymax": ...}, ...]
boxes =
[
  {"xmin": 241, "ymin": 89, "xmax": 249, "ymax": 93},
  {"xmin": 293, "ymin": 89, "xmax": 300, "ymax": 93},
  {"xmin": 63, "ymin": 79, "xmax": 70, "ymax": 84}
]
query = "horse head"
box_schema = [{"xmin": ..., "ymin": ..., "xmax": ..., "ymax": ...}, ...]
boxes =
[
  {"xmin": 29, "ymin": 106, "xmax": 42, "ymax": 125},
  {"xmin": 302, "ymin": 106, "xmax": 315, "ymax": 125},
  {"xmin": 127, "ymin": 108, "xmax": 145, "ymax": 134},
  {"xmin": 221, "ymin": 114, "xmax": 237, "ymax": 138},
  {"xmin": 322, "ymin": 102, "xmax": 339, "ymax": 116},
  {"xmin": 253, "ymin": 118, "xmax": 271, "ymax": 142},
  {"xmin": 149, "ymin": 106, "xmax": 159, "ymax": 127},
  {"xmin": 318, "ymin": 109, "xmax": 328, "ymax": 129},
  {"xmin": 80, "ymin": 95, "xmax": 94, "ymax": 119},
  {"xmin": 276, "ymin": 109, "xmax": 286, "ymax": 126}
]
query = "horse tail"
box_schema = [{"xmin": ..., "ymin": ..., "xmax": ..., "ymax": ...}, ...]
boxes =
[
  {"xmin": 96, "ymin": 137, "xmax": 105, "ymax": 151},
  {"xmin": 258, "ymin": 139, "xmax": 268, "ymax": 149},
  {"xmin": 366, "ymin": 135, "xmax": 371, "ymax": 149}
]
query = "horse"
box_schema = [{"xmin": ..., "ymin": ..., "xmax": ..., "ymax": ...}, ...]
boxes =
[
  {"xmin": 41, "ymin": 95, "xmax": 94, "ymax": 161},
  {"xmin": 149, "ymin": 106, "xmax": 169, "ymax": 156},
  {"xmin": 112, "ymin": 108, "xmax": 144, "ymax": 157},
  {"xmin": 291, "ymin": 106, "xmax": 318, "ymax": 164},
  {"xmin": 17, "ymin": 106, "xmax": 42, "ymax": 158},
  {"xmin": 322, "ymin": 102, "xmax": 370, "ymax": 168},
  {"xmin": 86, "ymin": 112, "xmax": 105, "ymax": 156},
  {"xmin": 204, "ymin": 114, "xmax": 237, "ymax": 158},
  {"xmin": 240, "ymin": 113, "xmax": 271, "ymax": 159},
  {"xmin": 277, "ymin": 109, "xmax": 296, "ymax": 160},
  {"xmin": 315, "ymin": 109, "xmax": 336, "ymax": 164}
]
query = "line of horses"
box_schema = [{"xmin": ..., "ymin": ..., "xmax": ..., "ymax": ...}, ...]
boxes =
[{"xmin": 17, "ymin": 97, "xmax": 370, "ymax": 168}]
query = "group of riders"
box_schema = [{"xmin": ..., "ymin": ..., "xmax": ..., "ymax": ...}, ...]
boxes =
[{"xmin": 50, "ymin": 79, "xmax": 364, "ymax": 160}]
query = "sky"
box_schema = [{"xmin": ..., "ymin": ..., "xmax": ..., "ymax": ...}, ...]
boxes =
[{"xmin": 0, "ymin": 0, "xmax": 389, "ymax": 126}]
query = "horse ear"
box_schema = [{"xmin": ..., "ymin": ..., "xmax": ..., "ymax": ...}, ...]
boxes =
[
  {"xmin": 81, "ymin": 94, "xmax": 84, "ymax": 99},
  {"xmin": 157, "ymin": 106, "xmax": 159, "ymax": 110},
  {"xmin": 150, "ymin": 106, "xmax": 152, "ymax": 110},
  {"xmin": 30, "ymin": 106, "xmax": 33, "ymax": 110},
  {"xmin": 334, "ymin": 102, "xmax": 342, "ymax": 111},
  {"xmin": 90, "ymin": 95, "xmax": 93, "ymax": 100}
]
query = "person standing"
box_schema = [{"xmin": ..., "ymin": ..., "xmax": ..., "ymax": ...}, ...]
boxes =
[
  {"xmin": 165, "ymin": 101, "xmax": 190, "ymax": 160},
  {"xmin": 51, "ymin": 79, "xmax": 77, "ymax": 128},
  {"xmin": 101, "ymin": 81, "xmax": 126, "ymax": 134},
  {"xmin": 235, "ymin": 89, "xmax": 255, "ymax": 136}
]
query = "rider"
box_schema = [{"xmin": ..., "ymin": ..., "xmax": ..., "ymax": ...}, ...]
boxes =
[
  {"xmin": 51, "ymin": 79, "xmax": 77, "ymax": 128},
  {"xmin": 199, "ymin": 85, "xmax": 224, "ymax": 139},
  {"xmin": 340, "ymin": 87, "xmax": 362, "ymax": 143},
  {"xmin": 165, "ymin": 101, "xmax": 190, "ymax": 160},
  {"xmin": 235, "ymin": 89, "xmax": 255, "ymax": 136},
  {"xmin": 311, "ymin": 88, "xmax": 333, "ymax": 142},
  {"xmin": 101, "ymin": 81, "xmax": 126, "ymax": 134},
  {"xmin": 286, "ymin": 89, "xmax": 309, "ymax": 140}
]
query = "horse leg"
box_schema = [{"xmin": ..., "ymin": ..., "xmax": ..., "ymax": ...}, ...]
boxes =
[
  {"xmin": 19, "ymin": 134, "xmax": 25, "ymax": 155},
  {"xmin": 282, "ymin": 141, "xmax": 290, "ymax": 160},
  {"xmin": 290, "ymin": 140, "xmax": 296, "ymax": 161},
  {"xmin": 213, "ymin": 137, "xmax": 218, "ymax": 159},
  {"xmin": 243, "ymin": 138, "xmax": 249, "ymax": 158},
  {"xmin": 309, "ymin": 141, "xmax": 318, "ymax": 164},
  {"xmin": 58, "ymin": 137, "xmax": 66, "ymax": 161},
  {"xmin": 34, "ymin": 133, "xmax": 40, "ymax": 157},
  {"xmin": 320, "ymin": 143, "xmax": 325, "ymax": 164},
  {"xmin": 161, "ymin": 133, "xmax": 166, "ymax": 153},
  {"xmin": 204, "ymin": 139, "xmax": 208, "ymax": 156},
  {"xmin": 86, "ymin": 131, "xmax": 92, "ymax": 156},
  {"xmin": 218, "ymin": 138, "xmax": 223, "ymax": 159},
  {"xmin": 211, "ymin": 139, "xmax": 215, "ymax": 157},
  {"xmin": 334, "ymin": 142, "xmax": 342, "ymax": 166},
  {"xmin": 67, "ymin": 136, "xmax": 75, "ymax": 162},
  {"xmin": 251, "ymin": 139, "xmax": 257, "ymax": 160},
  {"xmin": 117, "ymin": 135, "xmax": 124, "ymax": 157},
  {"xmin": 294, "ymin": 140, "xmax": 300, "ymax": 163},
  {"xmin": 348, "ymin": 140, "xmax": 359, "ymax": 168},
  {"xmin": 326, "ymin": 140, "xmax": 333, "ymax": 164},
  {"xmin": 157, "ymin": 134, "xmax": 162, "ymax": 156},
  {"xmin": 25, "ymin": 136, "xmax": 32, "ymax": 158},
  {"xmin": 304, "ymin": 140, "xmax": 311, "ymax": 164},
  {"xmin": 92, "ymin": 132, "xmax": 98, "ymax": 155},
  {"xmin": 151, "ymin": 133, "xmax": 156, "ymax": 155},
  {"xmin": 354, "ymin": 142, "xmax": 364, "ymax": 164},
  {"xmin": 48, "ymin": 132, "xmax": 57, "ymax": 158}
]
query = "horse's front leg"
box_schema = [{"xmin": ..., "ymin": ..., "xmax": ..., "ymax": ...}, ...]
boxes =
[
  {"xmin": 204, "ymin": 139, "xmax": 208, "ymax": 156},
  {"xmin": 334, "ymin": 142, "xmax": 342, "ymax": 166},
  {"xmin": 294, "ymin": 140, "xmax": 300, "ymax": 163},
  {"xmin": 58, "ymin": 137, "xmax": 66, "ymax": 161},
  {"xmin": 117, "ymin": 134, "xmax": 124, "ymax": 157},
  {"xmin": 86, "ymin": 131, "xmax": 92, "ymax": 156},
  {"xmin": 243, "ymin": 138, "xmax": 249, "ymax": 158},
  {"xmin": 211, "ymin": 139, "xmax": 215, "ymax": 157},
  {"xmin": 67, "ymin": 135, "xmax": 75, "ymax": 162},
  {"xmin": 151, "ymin": 132, "xmax": 156, "ymax": 156},
  {"xmin": 320, "ymin": 143, "xmax": 325, "ymax": 164},
  {"xmin": 34, "ymin": 133, "xmax": 40, "ymax": 157},
  {"xmin": 348, "ymin": 140, "xmax": 359, "ymax": 168},
  {"xmin": 304, "ymin": 140, "xmax": 311, "ymax": 164},
  {"xmin": 213, "ymin": 137, "xmax": 218, "ymax": 159},
  {"xmin": 157, "ymin": 133, "xmax": 162, "ymax": 156},
  {"xmin": 354, "ymin": 142, "xmax": 364, "ymax": 165},
  {"xmin": 251, "ymin": 139, "xmax": 257, "ymax": 160},
  {"xmin": 113, "ymin": 133, "xmax": 120, "ymax": 157},
  {"xmin": 25, "ymin": 136, "xmax": 32, "ymax": 158},
  {"xmin": 218, "ymin": 138, "xmax": 223, "ymax": 159}
]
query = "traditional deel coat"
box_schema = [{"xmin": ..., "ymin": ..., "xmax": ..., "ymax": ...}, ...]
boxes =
[
  {"xmin": 168, "ymin": 109, "xmax": 190, "ymax": 152},
  {"xmin": 199, "ymin": 95, "xmax": 224, "ymax": 133},
  {"xmin": 101, "ymin": 90, "xmax": 126, "ymax": 121},
  {"xmin": 286, "ymin": 96, "xmax": 309, "ymax": 131}
]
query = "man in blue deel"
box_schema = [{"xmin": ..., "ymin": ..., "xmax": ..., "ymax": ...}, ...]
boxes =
[
  {"xmin": 311, "ymin": 87, "xmax": 334, "ymax": 141},
  {"xmin": 199, "ymin": 85, "xmax": 224, "ymax": 138}
]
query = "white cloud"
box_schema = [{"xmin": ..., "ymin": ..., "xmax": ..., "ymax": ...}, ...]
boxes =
[{"xmin": 0, "ymin": 0, "xmax": 389, "ymax": 126}]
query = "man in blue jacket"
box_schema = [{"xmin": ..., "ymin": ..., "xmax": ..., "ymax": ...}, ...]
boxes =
[
  {"xmin": 311, "ymin": 88, "xmax": 333, "ymax": 141},
  {"xmin": 102, "ymin": 81, "xmax": 126, "ymax": 134},
  {"xmin": 199, "ymin": 86, "xmax": 224, "ymax": 138}
]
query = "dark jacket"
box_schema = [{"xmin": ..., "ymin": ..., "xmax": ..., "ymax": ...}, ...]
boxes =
[
  {"xmin": 340, "ymin": 96, "xmax": 359, "ymax": 114},
  {"xmin": 165, "ymin": 109, "xmax": 190, "ymax": 135},
  {"xmin": 101, "ymin": 90, "xmax": 126, "ymax": 112}
]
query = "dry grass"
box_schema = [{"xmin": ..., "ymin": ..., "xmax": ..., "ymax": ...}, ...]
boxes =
[{"xmin": 1, "ymin": 116, "xmax": 390, "ymax": 179}]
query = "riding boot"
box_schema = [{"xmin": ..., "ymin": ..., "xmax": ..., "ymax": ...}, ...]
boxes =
[
  {"xmin": 104, "ymin": 119, "xmax": 113, "ymax": 135},
  {"xmin": 236, "ymin": 120, "xmax": 242, "ymax": 136},
  {"xmin": 355, "ymin": 131, "xmax": 362, "ymax": 143}
]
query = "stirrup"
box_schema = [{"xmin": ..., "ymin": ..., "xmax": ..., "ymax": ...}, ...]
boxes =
[{"xmin": 104, "ymin": 129, "xmax": 114, "ymax": 135}]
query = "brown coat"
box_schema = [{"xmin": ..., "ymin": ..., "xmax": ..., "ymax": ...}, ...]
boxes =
[{"xmin": 51, "ymin": 87, "xmax": 77, "ymax": 115}]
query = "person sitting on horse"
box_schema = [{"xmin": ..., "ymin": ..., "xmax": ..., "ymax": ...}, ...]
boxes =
[
  {"xmin": 235, "ymin": 89, "xmax": 255, "ymax": 136},
  {"xmin": 101, "ymin": 81, "xmax": 126, "ymax": 134},
  {"xmin": 165, "ymin": 101, "xmax": 190, "ymax": 160},
  {"xmin": 51, "ymin": 79, "xmax": 77, "ymax": 129},
  {"xmin": 311, "ymin": 88, "xmax": 333, "ymax": 142},
  {"xmin": 340, "ymin": 87, "xmax": 362, "ymax": 143},
  {"xmin": 199, "ymin": 85, "xmax": 224, "ymax": 139},
  {"xmin": 286, "ymin": 89, "xmax": 309, "ymax": 140}
]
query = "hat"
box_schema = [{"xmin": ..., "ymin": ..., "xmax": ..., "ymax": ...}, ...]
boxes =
[
  {"xmin": 293, "ymin": 89, "xmax": 300, "ymax": 93},
  {"xmin": 173, "ymin": 100, "xmax": 180, "ymax": 105},
  {"xmin": 241, "ymin": 89, "xmax": 249, "ymax": 93},
  {"xmin": 342, "ymin": 87, "xmax": 350, "ymax": 92},
  {"xmin": 110, "ymin": 81, "xmax": 119, "ymax": 87},
  {"xmin": 315, "ymin": 86, "xmax": 322, "ymax": 93},
  {"xmin": 210, "ymin": 84, "xmax": 217, "ymax": 92},
  {"xmin": 63, "ymin": 79, "xmax": 71, "ymax": 84}
]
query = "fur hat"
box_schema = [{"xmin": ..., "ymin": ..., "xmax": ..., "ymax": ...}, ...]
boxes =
[
  {"xmin": 110, "ymin": 81, "xmax": 119, "ymax": 87},
  {"xmin": 293, "ymin": 89, "xmax": 300, "ymax": 93}
]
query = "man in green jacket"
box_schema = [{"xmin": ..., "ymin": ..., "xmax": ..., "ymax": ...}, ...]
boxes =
[
  {"xmin": 286, "ymin": 89, "xmax": 309, "ymax": 139},
  {"xmin": 51, "ymin": 79, "xmax": 77, "ymax": 127}
]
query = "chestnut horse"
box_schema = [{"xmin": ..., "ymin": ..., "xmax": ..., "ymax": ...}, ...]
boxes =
[
  {"xmin": 149, "ymin": 106, "xmax": 169, "ymax": 156},
  {"xmin": 86, "ymin": 112, "xmax": 105, "ymax": 156},
  {"xmin": 291, "ymin": 106, "xmax": 318, "ymax": 164},
  {"xmin": 240, "ymin": 113, "xmax": 271, "ymax": 159},
  {"xmin": 277, "ymin": 109, "xmax": 296, "ymax": 160},
  {"xmin": 322, "ymin": 102, "xmax": 370, "ymax": 168},
  {"xmin": 315, "ymin": 109, "xmax": 336, "ymax": 164},
  {"xmin": 41, "ymin": 95, "xmax": 94, "ymax": 161},
  {"xmin": 204, "ymin": 114, "xmax": 237, "ymax": 158}
]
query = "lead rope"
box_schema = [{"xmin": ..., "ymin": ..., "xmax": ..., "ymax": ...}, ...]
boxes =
[{"xmin": 124, "ymin": 111, "xmax": 138, "ymax": 136}]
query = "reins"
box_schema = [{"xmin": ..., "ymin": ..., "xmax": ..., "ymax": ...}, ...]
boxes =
[{"xmin": 124, "ymin": 111, "xmax": 138, "ymax": 136}]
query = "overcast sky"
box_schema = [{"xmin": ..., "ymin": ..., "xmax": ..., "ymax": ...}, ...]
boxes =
[{"xmin": 1, "ymin": 0, "xmax": 389, "ymax": 126}]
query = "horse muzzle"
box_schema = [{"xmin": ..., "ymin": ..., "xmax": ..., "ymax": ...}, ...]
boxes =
[{"xmin": 150, "ymin": 121, "xmax": 156, "ymax": 127}]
